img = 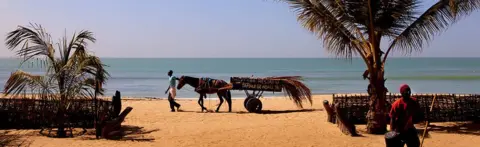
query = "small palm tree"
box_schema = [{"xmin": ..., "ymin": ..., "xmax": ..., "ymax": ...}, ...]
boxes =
[
  {"xmin": 281, "ymin": 0, "xmax": 479, "ymax": 134},
  {"xmin": 3, "ymin": 23, "xmax": 109, "ymax": 137}
]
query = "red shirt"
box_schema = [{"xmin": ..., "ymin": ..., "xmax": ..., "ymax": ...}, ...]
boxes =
[{"xmin": 389, "ymin": 97, "xmax": 419, "ymax": 131}]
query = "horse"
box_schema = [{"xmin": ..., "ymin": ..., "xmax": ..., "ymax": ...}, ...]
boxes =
[{"xmin": 176, "ymin": 76, "xmax": 232, "ymax": 112}]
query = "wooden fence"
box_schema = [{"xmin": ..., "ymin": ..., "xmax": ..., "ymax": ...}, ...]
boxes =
[
  {"xmin": 0, "ymin": 98, "xmax": 113, "ymax": 129},
  {"xmin": 328, "ymin": 93, "xmax": 480, "ymax": 124}
]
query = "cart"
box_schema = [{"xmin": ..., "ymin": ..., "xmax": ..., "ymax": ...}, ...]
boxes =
[{"xmin": 230, "ymin": 77, "xmax": 284, "ymax": 113}]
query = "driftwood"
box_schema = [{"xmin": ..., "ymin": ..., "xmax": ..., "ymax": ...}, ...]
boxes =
[
  {"xmin": 101, "ymin": 107, "xmax": 133, "ymax": 140},
  {"xmin": 334, "ymin": 106, "xmax": 358, "ymax": 136},
  {"xmin": 323, "ymin": 100, "xmax": 335, "ymax": 123},
  {"xmin": 112, "ymin": 91, "xmax": 122, "ymax": 118}
]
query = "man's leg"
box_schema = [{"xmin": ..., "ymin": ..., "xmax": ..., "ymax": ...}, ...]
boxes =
[
  {"xmin": 174, "ymin": 99, "xmax": 181, "ymax": 110},
  {"xmin": 170, "ymin": 88, "xmax": 180, "ymax": 109},
  {"xmin": 168, "ymin": 94, "xmax": 176, "ymax": 112},
  {"xmin": 404, "ymin": 128, "xmax": 420, "ymax": 147}
]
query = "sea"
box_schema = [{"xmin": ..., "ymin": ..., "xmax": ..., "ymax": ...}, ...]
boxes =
[{"xmin": 1, "ymin": 58, "xmax": 480, "ymax": 98}]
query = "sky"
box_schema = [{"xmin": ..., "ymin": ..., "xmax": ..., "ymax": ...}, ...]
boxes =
[{"xmin": 0, "ymin": 0, "xmax": 479, "ymax": 58}]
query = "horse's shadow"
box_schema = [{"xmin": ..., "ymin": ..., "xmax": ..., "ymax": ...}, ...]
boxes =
[
  {"xmin": 236, "ymin": 108, "xmax": 323, "ymax": 114},
  {"xmin": 177, "ymin": 108, "xmax": 323, "ymax": 114}
]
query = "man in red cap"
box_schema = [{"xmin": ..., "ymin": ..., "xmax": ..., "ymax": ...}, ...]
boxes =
[{"xmin": 389, "ymin": 84, "xmax": 421, "ymax": 147}]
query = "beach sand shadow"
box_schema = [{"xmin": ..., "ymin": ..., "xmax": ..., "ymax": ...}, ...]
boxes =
[
  {"xmin": 1, "ymin": 131, "xmax": 32, "ymax": 146},
  {"xmin": 236, "ymin": 108, "xmax": 323, "ymax": 114},
  {"xmin": 39, "ymin": 127, "xmax": 88, "ymax": 138},
  {"xmin": 80, "ymin": 125, "xmax": 158, "ymax": 142},
  {"xmin": 176, "ymin": 109, "xmax": 323, "ymax": 114},
  {"xmin": 414, "ymin": 122, "xmax": 480, "ymax": 139},
  {"xmin": 176, "ymin": 110, "xmax": 196, "ymax": 113},
  {"xmin": 415, "ymin": 128, "xmax": 432, "ymax": 138},
  {"xmin": 427, "ymin": 122, "xmax": 480, "ymax": 136},
  {"xmin": 352, "ymin": 134, "xmax": 365, "ymax": 137}
]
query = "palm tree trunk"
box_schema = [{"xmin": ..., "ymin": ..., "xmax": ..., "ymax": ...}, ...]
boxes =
[
  {"xmin": 57, "ymin": 106, "xmax": 67, "ymax": 137},
  {"xmin": 57, "ymin": 75, "xmax": 67, "ymax": 138},
  {"xmin": 94, "ymin": 81, "xmax": 100, "ymax": 139},
  {"xmin": 366, "ymin": 69, "xmax": 387, "ymax": 134}
]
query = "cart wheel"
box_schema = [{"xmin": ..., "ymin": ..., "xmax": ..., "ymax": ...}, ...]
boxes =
[
  {"xmin": 246, "ymin": 98, "xmax": 262, "ymax": 113},
  {"xmin": 244, "ymin": 96, "xmax": 254, "ymax": 109}
]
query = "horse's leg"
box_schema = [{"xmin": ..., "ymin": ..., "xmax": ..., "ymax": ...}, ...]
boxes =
[
  {"xmin": 216, "ymin": 92, "xmax": 224, "ymax": 112},
  {"xmin": 198, "ymin": 94, "xmax": 205, "ymax": 112},
  {"xmin": 226, "ymin": 90, "xmax": 232, "ymax": 112},
  {"xmin": 200, "ymin": 93, "xmax": 208, "ymax": 112}
]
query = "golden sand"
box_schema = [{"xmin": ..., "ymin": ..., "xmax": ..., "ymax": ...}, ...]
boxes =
[{"xmin": 5, "ymin": 94, "xmax": 480, "ymax": 147}]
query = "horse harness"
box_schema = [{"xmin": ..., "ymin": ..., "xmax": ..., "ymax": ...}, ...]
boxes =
[{"xmin": 199, "ymin": 77, "xmax": 217, "ymax": 90}]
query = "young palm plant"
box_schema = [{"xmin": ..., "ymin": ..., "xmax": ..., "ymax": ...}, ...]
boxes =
[
  {"xmin": 3, "ymin": 23, "xmax": 109, "ymax": 137},
  {"xmin": 281, "ymin": 0, "xmax": 480, "ymax": 134}
]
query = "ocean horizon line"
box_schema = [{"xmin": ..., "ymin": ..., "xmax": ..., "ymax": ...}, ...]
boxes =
[
  {"xmin": 2, "ymin": 58, "xmax": 480, "ymax": 97},
  {"xmin": 1, "ymin": 57, "xmax": 480, "ymax": 59}
]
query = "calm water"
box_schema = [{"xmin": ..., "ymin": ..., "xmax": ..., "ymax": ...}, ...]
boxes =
[{"xmin": 1, "ymin": 58, "xmax": 480, "ymax": 98}]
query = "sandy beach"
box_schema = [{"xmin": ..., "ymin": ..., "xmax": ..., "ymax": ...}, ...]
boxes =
[{"xmin": 1, "ymin": 94, "xmax": 477, "ymax": 147}]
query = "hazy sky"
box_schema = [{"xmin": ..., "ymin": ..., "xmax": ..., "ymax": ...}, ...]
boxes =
[{"xmin": 0, "ymin": 0, "xmax": 479, "ymax": 58}]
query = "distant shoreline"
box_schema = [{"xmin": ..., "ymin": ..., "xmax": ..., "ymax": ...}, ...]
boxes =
[
  {"xmin": 2, "ymin": 92, "xmax": 478, "ymax": 101},
  {"xmin": 2, "ymin": 57, "xmax": 480, "ymax": 59},
  {"xmin": 2, "ymin": 58, "xmax": 480, "ymax": 97}
]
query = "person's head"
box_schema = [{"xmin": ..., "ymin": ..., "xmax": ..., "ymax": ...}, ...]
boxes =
[
  {"xmin": 168, "ymin": 70, "xmax": 173, "ymax": 76},
  {"xmin": 399, "ymin": 84, "xmax": 411, "ymax": 99}
]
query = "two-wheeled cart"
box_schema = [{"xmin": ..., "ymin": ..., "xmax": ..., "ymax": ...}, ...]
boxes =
[{"xmin": 229, "ymin": 77, "xmax": 285, "ymax": 113}]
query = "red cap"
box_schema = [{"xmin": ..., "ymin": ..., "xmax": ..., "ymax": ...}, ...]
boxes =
[{"xmin": 399, "ymin": 84, "xmax": 410, "ymax": 93}]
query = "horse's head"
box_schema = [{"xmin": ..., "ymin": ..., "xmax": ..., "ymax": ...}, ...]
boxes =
[{"xmin": 177, "ymin": 76, "xmax": 186, "ymax": 90}]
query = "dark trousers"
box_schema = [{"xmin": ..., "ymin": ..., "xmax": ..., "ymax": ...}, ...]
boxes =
[
  {"xmin": 399, "ymin": 127, "xmax": 420, "ymax": 147},
  {"xmin": 168, "ymin": 94, "xmax": 180, "ymax": 111}
]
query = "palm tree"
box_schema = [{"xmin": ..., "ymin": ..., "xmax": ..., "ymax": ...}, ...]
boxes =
[
  {"xmin": 280, "ymin": 0, "xmax": 480, "ymax": 134},
  {"xmin": 3, "ymin": 23, "xmax": 109, "ymax": 137}
]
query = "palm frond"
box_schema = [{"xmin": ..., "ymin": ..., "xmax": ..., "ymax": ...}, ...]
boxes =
[
  {"xmin": 285, "ymin": 0, "xmax": 364, "ymax": 58},
  {"xmin": 74, "ymin": 56, "xmax": 109, "ymax": 84},
  {"xmin": 3, "ymin": 70, "xmax": 45, "ymax": 97},
  {"xmin": 385, "ymin": 0, "xmax": 480, "ymax": 59},
  {"xmin": 369, "ymin": 0, "xmax": 420, "ymax": 38},
  {"xmin": 266, "ymin": 76, "xmax": 312, "ymax": 108},
  {"xmin": 5, "ymin": 23, "xmax": 55, "ymax": 63},
  {"xmin": 63, "ymin": 30, "xmax": 96, "ymax": 61}
]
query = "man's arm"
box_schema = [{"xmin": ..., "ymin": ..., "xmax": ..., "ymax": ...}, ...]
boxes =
[
  {"xmin": 165, "ymin": 87, "xmax": 170, "ymax": 94},
  {"xmin": 389, "ymin": 102, "xmax": 398, "ymax": 131},
  {"xmin": 390, "ymin": 110, "xmax": 397, "ymax": 131}
]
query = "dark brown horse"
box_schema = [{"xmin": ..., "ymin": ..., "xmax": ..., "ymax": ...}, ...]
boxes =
[{"xmin": 177, "ymin": 76, "xmax": 232, "ymax": 112}]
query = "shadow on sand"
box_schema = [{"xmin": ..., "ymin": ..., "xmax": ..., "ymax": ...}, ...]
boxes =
[
  {"xmin": 236, "ymin": 108, "xmax": 323, "ymax": 114},
  {"xmin": 172, "ymin": 108, "xmax": 323, "ymax": 114},
  {"xmin": 428, "ymin": 122, "xmax": 480, "ymax": 136},
  {"xmin": 416, "ymin": 122, "xmax": 480, "ymax": 138},
  {"xmin": 81, "ymin": 125, "xmax": 159, "ymax": 142},
  {"xmin": 1, "ymin": 131, "xmax": 32, "ymax": 146}
]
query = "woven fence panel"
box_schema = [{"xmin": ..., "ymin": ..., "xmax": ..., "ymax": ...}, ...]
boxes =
[
  {"xmin": 330, "ymin": 94, "xmax": 480, "ymax": 124},
  {"xmin": 0, "ymin": 98, "xmax": 112, "ymax": 129}
]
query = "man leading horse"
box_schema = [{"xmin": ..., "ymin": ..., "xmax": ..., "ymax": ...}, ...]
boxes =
[
  {"xmin": 165, "ymin": 70, "xmax": 181, "ymax": 112},
  {"xmin": 176, "ymin": 76, "xmax": 232, "ymax": 112}
]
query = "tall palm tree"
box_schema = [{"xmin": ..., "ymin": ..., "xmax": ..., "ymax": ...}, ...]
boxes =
[
  {"xmin": 3, "ymin": 23, "xmax": 109, "ymax": 137},
  {"xmin": 281, "ymin": 0, "xmax": 480, "ymax": 134}
]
